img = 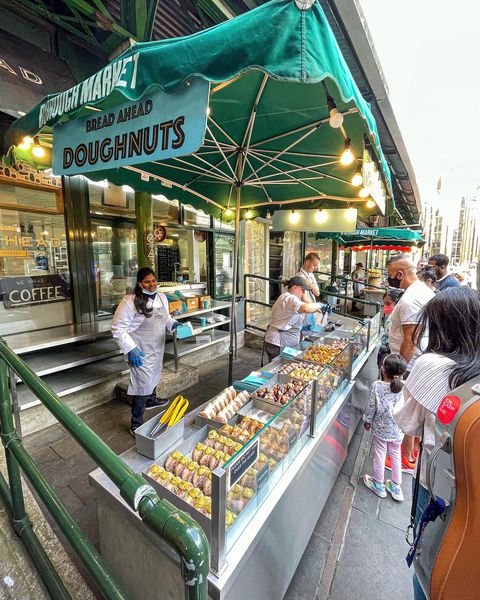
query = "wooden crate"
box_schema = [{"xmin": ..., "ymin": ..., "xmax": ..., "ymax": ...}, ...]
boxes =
[
  {"xmin": 168, "ymin": 300, "xmax": 183, "ymax": 314},
  {"xmin": 186, "ymin": 297, "xmax": 200, "ymax": 311}
]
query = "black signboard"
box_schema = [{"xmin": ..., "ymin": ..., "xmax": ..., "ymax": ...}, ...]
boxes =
[
  {"xmin": 228, "ymin": 439, "xmax": 259, "ymax": 490},
  {"xmin": 0, "ymin": 275, "xmax": 70, "ymax": 309}
]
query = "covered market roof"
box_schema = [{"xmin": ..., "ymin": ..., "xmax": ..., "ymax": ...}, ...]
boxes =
[{"xmin": 4, "ymin": 0, "xmax": 392, "ymax": 219}]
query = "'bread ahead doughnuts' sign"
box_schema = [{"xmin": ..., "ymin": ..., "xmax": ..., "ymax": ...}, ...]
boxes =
[{"xmin": 52, "ymin": 78, "xmax": 209, "ymax": 176}]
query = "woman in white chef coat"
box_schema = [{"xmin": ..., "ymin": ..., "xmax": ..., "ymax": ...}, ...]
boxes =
[
  {"xmin": 112, "ymin": 267, "xmax": 179, "ymax": 435},
  {"xmin": 263, "ymin": 276, "xmax": 325, "ymax": 363}
]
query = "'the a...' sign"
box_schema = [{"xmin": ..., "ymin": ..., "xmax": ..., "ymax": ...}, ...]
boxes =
[
  {"xmin": 52, "ymin": 79, "xmax": 209, "ymax": 176},
  {"xmin": 0, "ymin": 275, "xmax": 70, "ymax": 309}
]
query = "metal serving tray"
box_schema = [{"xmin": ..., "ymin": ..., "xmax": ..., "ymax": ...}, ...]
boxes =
[
  {"xmin": 134, "ymin": 412, "xmax": 186, "ymax": 460},
  {"xmin": 250, "ymin": 375, "xmax": 307, "ymax": 411},
  {"xmin": 194, "ymin": 388, "xmax": 251, "ymax": 428}
]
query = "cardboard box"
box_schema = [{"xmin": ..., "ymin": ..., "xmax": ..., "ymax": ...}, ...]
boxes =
[
  {"xmin": 168, "ymin": 300, "xmax": 183, "ymax": 314},
  {"xmin": 186, "ymin": 297, "xmax": 200, "ymax": 311}
]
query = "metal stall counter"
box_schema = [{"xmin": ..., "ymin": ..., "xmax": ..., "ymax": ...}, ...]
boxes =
[{"xmin": 89, "ymin": 312, "xmax": 381, "ymax": 600}]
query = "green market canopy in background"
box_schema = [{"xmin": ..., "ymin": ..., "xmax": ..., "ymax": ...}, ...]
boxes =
[
  {"xmin": 4, "ymin": 0, "xmax": 393, "ymax": 219},
  {"xmin": 315, "ymin": 227, "xmax": 425, "ymax": 248}
]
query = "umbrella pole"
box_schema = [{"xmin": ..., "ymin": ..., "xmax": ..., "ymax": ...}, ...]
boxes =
[{"xmin": 228, "ymin": 186, "xmax": 241, "ymax": 386}]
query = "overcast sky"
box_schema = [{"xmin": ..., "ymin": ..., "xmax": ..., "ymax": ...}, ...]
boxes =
[{"xmin": 359, "ymin": 0, "xmax": 480, "ymax": 208}]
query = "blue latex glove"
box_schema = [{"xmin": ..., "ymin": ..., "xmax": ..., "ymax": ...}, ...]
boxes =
[
  {"xmin": 128, "ymin": 347, "xmax": 145, "ymax": 367},
  {"xmin": 171, "ymin": 320, "xmax": 181, "ymax": 330},
  {"xmin": 301, "ymin": 325, "xmax": 312, "ymax": 333}
]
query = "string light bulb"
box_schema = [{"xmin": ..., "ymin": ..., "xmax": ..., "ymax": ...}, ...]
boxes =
[
  {"xmin": 366, "ymin": 199, "xmax": 376, "ymax": 209},
  {"xmin": 289, "ymin": 210, "xmax": 300, "ymax": 224},
  {"xmin": 340, "ymin": 139, "xmax": 354, "ymax": 166},
  {"xmin": 245, "ymin": 210, "xmax": 253, "ymax": 220},
  {"xmin": 18, "ymin": 136, "xmax": 34, "ymax": 151},
  {"xmin": 346, "ymin": 206, "xmax": 357, "ymax": 222},
  {"xmin": 224, "ymin": 207, "xmax": 233, "ymax": 218},
  {"xmin": 359, "ymin": 187, "xmax": 369, "ymax": 198},
  {"xmin": 315, "ymin": 209, "xmax": 328, "ymax": 224},
  {"xmin": 327, "ymin": 96, "xmax": 344, "ymax": 129},
  {"xmin": 32, "ymin": 144, "xmax": 46, "ymax": 159},
  {"xmin": 351, "ymin": 171, "xmax": 363, "ymax": 186}
]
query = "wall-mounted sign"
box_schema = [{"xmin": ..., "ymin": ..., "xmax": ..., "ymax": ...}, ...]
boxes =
[
  {"xmin": 0, "ymin": 275, "xmax": 70, "ymax": 309},
  {"xmin": 362, "ymin": 149, "xmax": 386, "ymax": 215},
  {"xmin": 194, "ymin": 230, "xmax": 206, "ymax": 243},
  {"xmin": 272, "ymin": 208, "xmax": 358, "ymax": 233},
  {"xmin": 53, "ymin": 78, "xmax": 209, "ymax": 176},
  {"xmin": 153, "ymin": 224, "xmax": 166, "ymax": 242}
]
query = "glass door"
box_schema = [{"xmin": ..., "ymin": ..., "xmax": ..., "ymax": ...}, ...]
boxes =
[
  {"xmin": 91, "ymin": 218, "xmax": 137, "ymax": 317},
  {"xmin": 213, "ymin": 233, "xmax": 234, "ymax": 299}
]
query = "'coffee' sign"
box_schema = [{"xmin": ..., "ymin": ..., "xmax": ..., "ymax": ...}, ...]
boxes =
[
  {"xmin": 52, "ymin": 78, "xmax": 209, "ymax": 176},
  {"xmin": 1, "ymin": 275, "xmax": 70, "ymax": 309}
]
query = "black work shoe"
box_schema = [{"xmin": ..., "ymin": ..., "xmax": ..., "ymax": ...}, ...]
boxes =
[
  {"xmin": 145, "ymin": 397, "xmax": 169, "ymax": 410},
  {"xmin": 129, "ymin": 427, "xmax": 137, "ymax": 437}
]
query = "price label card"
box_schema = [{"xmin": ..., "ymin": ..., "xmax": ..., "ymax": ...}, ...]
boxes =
[
  {"xmin": 255, "ymin": 463, "xmax": 270, "ymax": 503},
  {"xmin": 228, "ymin": 439, "xmax": 259, "ymax": 490}
]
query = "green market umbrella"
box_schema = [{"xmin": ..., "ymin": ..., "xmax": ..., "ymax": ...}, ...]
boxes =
[
  {"xmin": 4, "ymin": 0, "xmax": 393, "ymax": 382},
  {"xmin": 315, "ymin": 228, "xmax": 425, "ymax": 247}
]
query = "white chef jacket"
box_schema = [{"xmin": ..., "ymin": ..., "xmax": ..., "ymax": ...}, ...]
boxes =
[
  {"xmin": 264, "ymin": 292, "xmax": 306, "ymax": 347},
  {"xmin": 297, "ymin": 268, "xmax": 318, "ymax": 304},
  {"xmin": 111, "ymin": 292, "xmax": 176, "ymax": 354}
]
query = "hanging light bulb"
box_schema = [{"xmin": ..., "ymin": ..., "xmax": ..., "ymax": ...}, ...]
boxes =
[
  {"xmin": 224, "ymin": 207, "xmax": 233, "ymax": 218},
  {"xmin": 315, "ymin": 208, "xmax": 328, "ymax": 224},
  {"xmin": 18, "ymin": 136, "xmax": 34, "ymax": 151},
  {"xmin": 31, "ymin": 136, "xmax": 45, "ymax": 159},
  {"xmin": 245, "ymin": 209, "xmax": 253, "ymax": 220},
  {"xmin": 340, "ymin": 139, "xmax": 354, "ymax": 166},
  {"xmin": 366, "ymin": 199, "xmax": 376, "ymax": 209},
  {"xmin": 289, "ymin": 210, "xmax": 300, "ymax": 224},
  {"xmin": 346, "ymin": 206, "xmax": 357, "ymax": 222},
  {"xmin": 327, "ymin": 96, "xmax": 344, "ymax": 129},
  {"xmin": 359, "ymin": 187, "xmax": 369, "ymax": 198},
  {"xmin": 266, "ymin": 210, "xmax": 272, "ymax": 220},
  {"xmin": 351, "ymin": 171, "xmax": 363, "ymax": 187},
  {"xmin": 206, "ymin": 106, "xmax": 211, "ymax": 117}
]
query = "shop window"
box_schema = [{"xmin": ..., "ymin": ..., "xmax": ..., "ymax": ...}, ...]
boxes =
[
  {"xmin": 183, "ymin": 205, "xmax": 211, "ymax": 227},
  {"xmin": 0, "ymin": 203, "xmax": 72, "ymax": 335},
  {"xmin": 91, "ymin": 219, "xmax": 137, "ymax": 316},
  {"xmin": 88, "ymin": 180, "xmax": 135, "ymax": 217},
  {"xmin": 157, "ymin": 227, "xmax": 208, "ymax": 284},
  {"xmin": 305, "ymin": 234, "xmax": 333, "ymax": 272},
  {"xmin": 213, "ymin": 234, "xmax": 234, "ymax": 299},
  {"xmin": 0, "ymin": 182, "xmax": 59, "ymax": 210},
  {"xmin": 152, "ymin": 195, "xmax": 179, "ymax": 223}
]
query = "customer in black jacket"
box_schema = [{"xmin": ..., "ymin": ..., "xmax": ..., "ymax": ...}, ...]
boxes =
[{"xmin": 427, "ymin": 254, "xmax": 461, "ymax": 291}]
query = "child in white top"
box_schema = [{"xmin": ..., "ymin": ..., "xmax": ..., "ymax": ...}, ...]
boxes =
[{"xmin": 362, "ymin": 353, "xmax": 408, "ymax": 501}]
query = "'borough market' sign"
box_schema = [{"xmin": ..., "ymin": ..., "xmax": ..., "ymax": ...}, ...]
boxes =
[{"xmin": 52, "ymin": 77, "xmax": 209, "ymax": 176}]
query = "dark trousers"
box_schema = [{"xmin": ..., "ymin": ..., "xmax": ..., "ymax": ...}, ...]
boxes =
[
  {"xmin": 131, "ymin": 391, "xmax": 156, "ymax": 429},
  {"xmin": 263, "ymin": 341, "xmax": 281, "ymax": 364}
]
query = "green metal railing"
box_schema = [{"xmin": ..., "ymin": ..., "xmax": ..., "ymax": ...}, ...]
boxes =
[{"xmin": 0, "ymin": 339, "xmax": 209, "ymax": 600}]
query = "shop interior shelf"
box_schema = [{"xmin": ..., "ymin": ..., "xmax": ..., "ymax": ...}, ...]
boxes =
[
  {"xmin": 174, "ymin": 300, "xmax": 231, "ymax": 319},
  {"xmin": 196, "ymin": 319, "xmax": 231, "ymax": 333},
  {"xmin": 164, "ymin": 329, "xmax": 230, "ymax": 358}
]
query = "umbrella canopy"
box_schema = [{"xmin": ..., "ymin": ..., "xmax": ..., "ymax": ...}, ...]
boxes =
[
  {"xmin": 4, "ymin": 0, "xmax": 392, "ymax": 218},
  {"xmin": 316, "ymin": 227, "xmax": 425, "ymax": 247}
]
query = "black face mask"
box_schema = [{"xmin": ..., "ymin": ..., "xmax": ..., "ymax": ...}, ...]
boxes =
[{"xmin": 387, "ymin": 275, "xmax": 401, "ymax": 288}]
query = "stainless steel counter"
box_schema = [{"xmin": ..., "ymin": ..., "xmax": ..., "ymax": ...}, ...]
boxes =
[{"xmin": 89, "ymin": 341, "xmax": 379, "ymax": 600}]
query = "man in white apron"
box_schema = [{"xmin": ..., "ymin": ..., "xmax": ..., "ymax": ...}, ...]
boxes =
[
  {"xmin": 297, "ymin": 252, "xmax": 321, "ymax": 303},
  {"xmin": 112, "ymin": 268, "xmax": 178, "ymax": 435},
  {"xmin": 263, "ymin": 276, "xmax": 325, "ymax": 363}
]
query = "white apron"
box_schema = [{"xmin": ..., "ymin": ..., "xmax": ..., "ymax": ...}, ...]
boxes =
[
  {"xmin": 127, "ymin": 301, "xmax": 167, "ymax": 396},
  {"xmin": 265, "ymin": 311, "xmax": 304, "ymax": 351}
]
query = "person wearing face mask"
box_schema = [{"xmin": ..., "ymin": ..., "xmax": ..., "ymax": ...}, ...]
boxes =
[
  {"xmin": 112, "ymin": 267, "xmax": 180, "ymax": 435},
  {"xmin": 377, "ymin": 289, "xmax": 404, "ymax": 370},
  {"xmin": 263, "ymin": 276, "xmax": 327, "ymax": 363},
  {"xmin": 386, "ymin": 255, "xmax": 435, "ymax": 470}
]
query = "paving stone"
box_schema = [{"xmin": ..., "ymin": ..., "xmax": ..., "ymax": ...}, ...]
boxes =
[
  {"xmin": 50, "ymin": 436, "xmax": 84, "ymax": 461},
  {"xmin": 22, "ymin": 424, "xmax": 67, "ymax": 455},
  {"xmin": 378, "ymin": 474, "xmax": 413, "ymax": 531},
  {"xmin": 330, "ymin": 508, "xmax": 412, "ymax": 600},
  {"xmin": 340, "ymin": 432, "xmax": 362, "ymax": 477},
  {"xmin": 352, "ymin": 479, "xmax": 381, "ymax": 518},
  {"xmin": 314, "ymin": 473, "xmax": 350, "ymax": 543},
  {"xmin": 28, "ymin": 446, "xmax": 64, "ymax": 471},
  {"xmin": 283, "ymin": 532, "xmax": 329, "ymax": 600},
  {"xmin": 68, "ymin": 475, "xmax": 96, "ymax": 506}
]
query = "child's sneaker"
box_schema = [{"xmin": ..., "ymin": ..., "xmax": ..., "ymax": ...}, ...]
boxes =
[
  {"xmin": 386, "ymin": 479, "xmax": 404, "ymax": 502},
  {"xmin": 363, "ymin": 474, "xmax": 386, "ymax": 498}
]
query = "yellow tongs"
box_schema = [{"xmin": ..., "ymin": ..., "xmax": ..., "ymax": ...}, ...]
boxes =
[{"xmin": 149, "ymin": 395, "xmax": 189, "ymax": 438}]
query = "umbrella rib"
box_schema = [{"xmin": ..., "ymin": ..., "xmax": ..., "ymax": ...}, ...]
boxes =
[
  {"xmin": 208, "ymin": 116, "xmax": 238, "ymax": 148},
  {"xmin": 239, "ymin": 73, "xmax": 269, "ymax": 180},
  {"xmin": 247, "ymin": 148, "xmax": 326, "ymax": 196},
  {"xmin": 152, "ymin": 158, "xmax": 231, "ymax": 183},
  {"xmin": 243, "ymin": 126, "xmax": 318, "ymax": 182},
  {"xmin": 186, "ymin": 152, "xmax": 235, "ymax": 183},
  {"xmin": 255, "ymin": 149, "xmax": 339, "ymax": 159},
  {"xmin": 249, "ymin": 108, "xmax": 357, "ymax": 148},
  {"xmin": 122, "ymin": 166, "xmax": 224, "ymax": 210},
  {"xmin": 206, "ymin": 124, "xmax": 237, "ymax": 180},
  {"xmin": 253, "ymin": 159, "xmax": 339, "ymax": 182},
  {"xmin": 243, "ymin": 153, "xmax": 272, "ymax": 202}
]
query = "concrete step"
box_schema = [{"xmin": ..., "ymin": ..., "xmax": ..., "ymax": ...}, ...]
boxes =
[{"xmin": 18, "ymin": 338, "xmax": 121, "ymax": 379}]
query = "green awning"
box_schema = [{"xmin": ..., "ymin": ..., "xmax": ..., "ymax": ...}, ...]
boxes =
[
  {"xmin": 315, "ymin": 227, "xmax": 425, "ymax": 247},
  {"xmin": 4, "ymin": 0, "xmax": 392, "ymax": 218}
]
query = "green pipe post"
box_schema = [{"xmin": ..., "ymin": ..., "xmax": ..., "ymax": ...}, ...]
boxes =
[
  {"xmin": 330, "ymin": 241, "xmax": 338, "ymax": 286},
  {"xmin": 135, "ymin": 191, "xmax": 154, "ymax": 269},
  {"xmin": 0, "ymin": 361, "xmax": 71, "ymax": 600},
  {"xmin": 138, "ymin": 494, "xmax": 209, "ymax": 600},
  {"xmin": 0, "ymin": 342, "xmax": 210, "ymax": 600},
  {"xmin": 7, "ymin": 440, "xmax": 128, "ymax": 600}
]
